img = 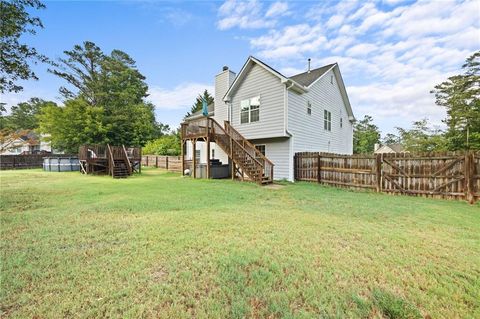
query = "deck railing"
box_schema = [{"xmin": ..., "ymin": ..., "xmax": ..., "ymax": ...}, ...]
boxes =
[
  {"xmin": 79, "ymin": 145, "xmax": 107, "ymax": 161},
  {"xmin": 181, "ymin": 117, "xmax": 211, "ymax": 139}
]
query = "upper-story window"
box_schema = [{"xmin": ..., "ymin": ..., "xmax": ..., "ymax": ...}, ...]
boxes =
[
  {"xmin": 324, "ymin": 110, "xmax": 331, "ymax": 131},
  {"xmin": 307, "ymin": 101, "xmax": 312, "ymax": 115},
  {"xmin": 240, "ymin": 96, "xmax": 260, "ymax": 124},
  {"xmin": 340, "ymin": 117, "xmax": 343, "ymax": 128}
]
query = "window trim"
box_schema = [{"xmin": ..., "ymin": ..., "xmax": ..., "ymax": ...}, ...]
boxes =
[
  {"xmin": 254, "ymin": 144, "xmax": 266, "ymax": 158},
  {"xmin": 324, "ymin": 110, "xmax": 332, "ymax": 131},
  {"xmin": 240, "ymin": 96, "xmax": 260, "ymax": 124}
]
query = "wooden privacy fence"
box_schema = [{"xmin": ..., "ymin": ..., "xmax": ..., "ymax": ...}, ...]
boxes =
[
  {"xmin": 142, "ymin": 155, "xmax": 182, "ymax": 172},
  {"xmin": 294, "ymin": 151, "xmax": 480, "ymax": 203},
  {"xmin": 0, "ymin": 154, "xmax": 64, "ymax": 170}
]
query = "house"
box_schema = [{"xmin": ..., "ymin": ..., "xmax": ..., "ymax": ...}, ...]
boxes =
[
  {"xmin": 181, "ymin": 56, "xmax": 355, "ymax": 182},
  {"xmin": 374, "ymin": 143, "xmax": 408, "ymax": 154},
  {"xmin": 0, "ymin": 131, "xmax": 53, "ymax": 155}
]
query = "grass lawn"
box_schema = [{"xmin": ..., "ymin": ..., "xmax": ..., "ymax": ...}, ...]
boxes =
[{"xmin": 1, "ymin": 168, "xmax": 479, "ymax": 318}]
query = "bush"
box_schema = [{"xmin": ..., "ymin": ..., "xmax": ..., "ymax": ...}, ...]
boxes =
[{"xmin": 143, "ymin": 135, "xmax": 180, "ymax": 155}]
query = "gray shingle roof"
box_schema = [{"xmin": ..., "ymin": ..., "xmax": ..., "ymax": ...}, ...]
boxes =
[{"xmin": 289, "ymin": 63, "xmax": 336, "ymax": 87}]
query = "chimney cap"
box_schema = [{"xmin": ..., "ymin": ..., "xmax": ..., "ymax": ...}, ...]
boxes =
[
  {"xmin": 223, "ymin": 66, "xmax": 229, "ymax": 71},
  {"xmin": 307, "ymin": 58, "xmax": 311, "ymax": 73}
]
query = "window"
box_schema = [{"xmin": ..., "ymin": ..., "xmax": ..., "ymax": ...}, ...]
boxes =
[
  {"xmin": 240, "ymin": 96, "xmax": 260, "ymax": 124},
  {"xmin": 195, "ymin": 149, "xmax": 201, "ymax": 161},
  {"xmin": 340, "ymin": 117, "xmax": 343, "ymax": 128},
  {"xmin": 324, "ymin": 110, "xmax": 331, "ymax": 131},
  {"xmin": 255, "ymin": 145, "xmax": 266, "ymax": 159},
  {"xmin": 330, "ymin": 75, "xmax": 334, "ymax": 84},
  {"xmin": 211, "ymin": 149, "xmax": 215, "ymax": 159},
  {"xmin": 307, "ymin": 101, "xmax": 312, "ymax": 115}
]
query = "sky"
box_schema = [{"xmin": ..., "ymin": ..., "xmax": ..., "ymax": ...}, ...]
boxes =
[{"xmin": 1, "ymin": 0, "xmax": 479, "ymax": 136}]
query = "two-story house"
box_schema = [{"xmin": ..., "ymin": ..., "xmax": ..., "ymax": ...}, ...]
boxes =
[{"xmin": 182, "ymin": 56, "xmax": 354, "ymax": 183}]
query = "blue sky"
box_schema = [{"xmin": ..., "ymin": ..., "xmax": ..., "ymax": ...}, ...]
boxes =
[{"xmin": 2, "ymin": 0, "xmax": 479, "ymax": 135}]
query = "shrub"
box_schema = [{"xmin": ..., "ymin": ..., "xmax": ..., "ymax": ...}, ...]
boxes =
[{"xmin": 143, "ymin": 135, "xmax": 180, "ymax": 155}]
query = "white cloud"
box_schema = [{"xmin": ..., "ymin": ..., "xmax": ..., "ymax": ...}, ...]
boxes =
[
  {"xmin": 217, "ymin": 0, "xmax": 276, "ymax": 30},
  {"xmin": 265, "ymin": 2, "xmax": 289, "ymax": 18},
  {"xmin": 217, "ymin": 0, "xmax": 480, "ymax": 133},
  {"xmin": 147, "ymin": 83, "xmax": 214, "ymax": 110}
]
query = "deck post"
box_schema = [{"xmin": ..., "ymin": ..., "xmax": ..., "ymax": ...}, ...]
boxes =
[
  {"xmin": 192, "ymin": 139, "xmax": 196, "ymax": 179},
  {"xmin": 206, "ymin": 118, "xmax": 211, "ymax": 179},
  {"xmin": 181, "ymin": 140, "xmax": 185, "ymax": 175},
  {"xmin": 230, "ymin": 136, "xmax": 234, "ymax": 180}
]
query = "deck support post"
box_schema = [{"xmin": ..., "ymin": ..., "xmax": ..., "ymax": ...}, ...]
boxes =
[
  {"xmin": 192, "ymin": 139, "xmax": 197, "ymax": 179},
  {"xmin": 181, "ymin": 140, "xmax": 185, "ymax": 176},
  {"xmin": 206, "ymin": 118, "xmax": 210, "ymax": 179}
]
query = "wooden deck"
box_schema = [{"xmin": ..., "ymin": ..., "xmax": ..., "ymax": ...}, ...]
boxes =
[
  {"xmin": 180, "ymin": 117, "xmax": 274, "ymax": 184},
  {"xmin": 79, "ymin": 144, "xmax": 141, "ymax": 178}
]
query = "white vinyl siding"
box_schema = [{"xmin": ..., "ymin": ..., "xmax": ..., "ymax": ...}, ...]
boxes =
[
  {"xmin": 251, "ymin": 138, "xmax": 291, "ymax": 180},
  {"xmin": 287, "ymin": 68, "xmax": 353, "ymax": 155},
  {"xmin": 230, "ymin": 63, "xmax": 285, "ymax": 139}
]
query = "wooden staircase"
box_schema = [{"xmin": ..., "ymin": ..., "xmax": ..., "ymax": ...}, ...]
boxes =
[
  {"xmin": 107, "ymin": 144, "xmax": 133, "ymax": 179},
  {"xmin": 208, "ymin": 119, "xmax": 274, "ymax": 184}
]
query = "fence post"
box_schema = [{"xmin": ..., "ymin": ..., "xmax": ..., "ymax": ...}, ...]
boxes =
[
  {"xmin": 376, "ymin": 154, "xmax": 382, "ymax": 193},
  {"xmin": 317, "ymin": 153, "xmax": 321, "ymax": 184},
  {"xmin": 294, "ymin": 154, "xmax": 297, "ymax": 181},
  {"xmin": 465, "ymin": 151, "xmax": 475, "ymax": 204},
  {"xmin": 155, "ymin": 156, "xmax": 158, "ymax": 168},
  {"xmin": 166, "ymin": 156, "xmax": 169, "ymax": 170}
]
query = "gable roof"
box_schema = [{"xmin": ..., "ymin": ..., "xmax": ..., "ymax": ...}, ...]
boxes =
[
  {"xmin": 222, "ymin": 56, "xmax": 355, "ymax": 121},
  {"xmin": 374, "ymin": 143, "xmax": 407, "ymax": 154},
  {"xmin": 223, "ymin": 56, "xmax": 307, "ymax": 101},
  {"xmin": 289, "ymin": 63, "xmax": 336, "ymax": 87}
]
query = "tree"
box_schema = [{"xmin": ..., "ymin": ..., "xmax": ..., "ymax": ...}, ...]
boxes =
[
  {"xmin": 184, "ymin": 89, "xmax": 214, "ymax": 119},
  {"xmin": 431, "ymin": 51, "xmax": 480, "ymax": 150},
  {"xmin": 38, "ymin": 99, "xmax": 108, "ymax": 153},
  {"xmin": 142, "ymin": 135, "xmax": 181, "ymax": 156},
  {"xmin": 0, "ymin": 0, "xmax": 49, "ymax": 93},
  {"xmin": 40, "ymin": 41, "xmax": 160, "ymax": 150},
  {"xmin": 353, "ymin": 115, "xmax": 380, "ymax": 154},
  {"xmin": 382, "ymin": 133, "xmax": 400, "ymax": 145},
  {"xmin": 395, "ymin": 119, "xmax": 448, "ymax": 153},
  {"xmin": 3, "ymin": 98, "xmax": 55, "ymax": 130}
]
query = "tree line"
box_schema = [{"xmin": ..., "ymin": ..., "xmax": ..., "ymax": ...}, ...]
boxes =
[
  {"xmin": 353, "ymin": 51, "xmax": 479, "ymax": 154},
  {"xmin": 0, "ymin": 0, "xmax": 174, "ymax": 154},
  {"xmin": 1, "ymin": 1, "xmax": 478, "ymax": 156}
]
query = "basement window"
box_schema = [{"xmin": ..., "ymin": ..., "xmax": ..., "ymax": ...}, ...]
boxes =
[
  {"xmin": 240, "ymin": 96, "xmax": 260, "ymax": 124},
  {"xmin": 324, "ymin": 110, "xmax": 331, "ymax": 131},
  {"xmin": 255, "ymin": 144, "xmax": 266, "ymax": 158},
  {"xmin": 307, "ymin": 101, "xmax": 312, "ymax": 115}
]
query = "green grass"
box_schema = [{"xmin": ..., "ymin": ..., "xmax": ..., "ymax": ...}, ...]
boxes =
[{"xmin": 1, "ymin": 168, "xmax": 479, "ymax": 318}]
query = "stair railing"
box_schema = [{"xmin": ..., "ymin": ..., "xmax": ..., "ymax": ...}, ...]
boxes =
[
  {"xmin": 122, "ymin": 145, "xmax": 132, "ymax": 175},
  {"xmin": 224, "ymin": 121, "xmax": 274, "ymax": 181},
  {"xmin": 107, "ymin": 144, "xmax": 115, "ymax": 176},
  {"xmin": 209, "ymin": 118, "xmax": 265, "ymax": 183}
]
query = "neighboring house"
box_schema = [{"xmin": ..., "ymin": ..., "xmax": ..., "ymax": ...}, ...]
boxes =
[
  {"xmin": 374, "ymin": 143, "xmax": 408, "ymax": 154},
  {"xmin": 183, "ymin": 56, "xmax": 355, "ymax": 182},
  {"xmin": 0, "ymin": 131, "xmax": 52, "ymax": 155}
]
